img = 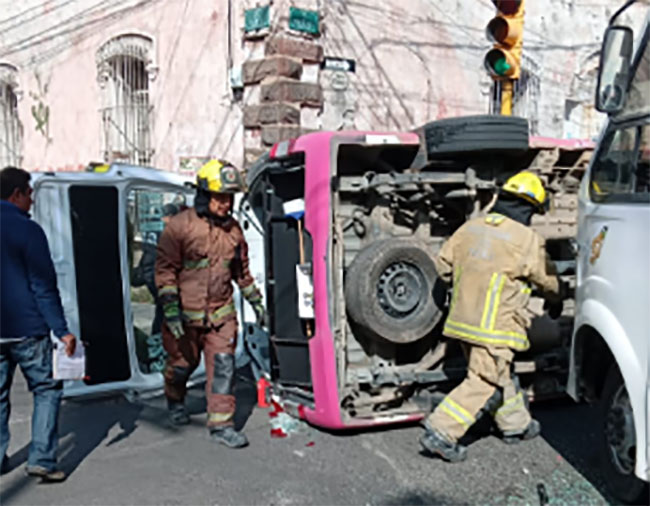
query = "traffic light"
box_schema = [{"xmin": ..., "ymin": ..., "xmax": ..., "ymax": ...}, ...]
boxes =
[{"xmin": 484, "ymin": 0, "xmax": 525, "ymax": 80}]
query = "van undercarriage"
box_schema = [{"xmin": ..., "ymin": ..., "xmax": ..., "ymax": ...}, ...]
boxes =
[
  {"xmin": 246, "ymin": 124, "xmax": 593, "ymax": 426},
  {"xmin": 328, "ymin": 138, "xmax": 591, "ymax": 422}
]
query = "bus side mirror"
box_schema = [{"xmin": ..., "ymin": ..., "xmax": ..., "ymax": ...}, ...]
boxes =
[{"xmin": 596, "ymin": 25, "xmax": 634, "ymax": 115}]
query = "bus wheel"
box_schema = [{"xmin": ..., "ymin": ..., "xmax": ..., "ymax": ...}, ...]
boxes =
[{"xmin": 599, "ymin": 364, "xmax": 648, "ymax": 504}]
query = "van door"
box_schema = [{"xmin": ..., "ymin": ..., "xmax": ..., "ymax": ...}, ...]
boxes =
[
  {"xmin": 235, "ymin": 194, "xmax": 270, "ymax": 379},
  {"xmin": 240, "ymin": 154, "xmax": 313, "ymax": 390},
  {"xmin": 34, "ymin": 174, "xmax": 198, "ymax": 398},
  {"xmin": 33, "ymin": 179, "xmax": 135, "ymax": 395},
  {"xmin": 577, "ymin": 122, "xmax": 650, "ymax": 364}
]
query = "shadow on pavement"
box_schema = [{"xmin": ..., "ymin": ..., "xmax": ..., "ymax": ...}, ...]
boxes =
[
  {"xmin": 0, "ymin": 396, "xmax": 146, "ymax": 505},
  {"xmin": 0, "ymin": 365, "xmax": 258, "ymax": 505},
  {"xmin": 58, "ymin": 397, "xmax": 145, "ymax": 473},
  {"xmin": 533, "ymin": 398, "xmax": 614, "ymax": 502},
  {"xmin": 377, "ymin": 489, "xmax": 459, "ymax": 505}
]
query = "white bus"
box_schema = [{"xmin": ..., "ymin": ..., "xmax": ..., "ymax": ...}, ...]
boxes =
[{"xmin": 569, "ymin": 2, "xmax": 650, "ymax": 503}]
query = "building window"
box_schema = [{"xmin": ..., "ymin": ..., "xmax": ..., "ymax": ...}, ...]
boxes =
[
  {"xmin": 0, "ymin": 63, "xmax": 22, "ymax": 167},
  {"xmin": 96, "ymin": 34, "xmax": 157, "ymax": 165}
]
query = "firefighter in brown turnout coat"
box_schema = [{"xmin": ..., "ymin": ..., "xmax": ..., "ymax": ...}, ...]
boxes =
[
  {"xmin": 155, "ymin": 160, "xmax": 264, "ymax": 448},
  {"xmin": 420, "ymin": 171, "xmax": 565, "ymax": 462}
]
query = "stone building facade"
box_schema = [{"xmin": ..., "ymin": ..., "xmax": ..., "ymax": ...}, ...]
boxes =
[{"xmin": 0, "ymin": 0, "xmax": 644, "ymax": 172}]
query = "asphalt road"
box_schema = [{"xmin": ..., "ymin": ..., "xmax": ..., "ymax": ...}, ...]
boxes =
[{"xmin": 0, "ymin": 368, "xmax": 611, "ymax": 505}]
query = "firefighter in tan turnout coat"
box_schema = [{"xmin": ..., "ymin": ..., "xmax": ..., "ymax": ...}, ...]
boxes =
[
  {"xmin": 155, "ymin": 160, "xmax": 264, "ymax": 449},
  {"xmin": 420, "ymin": 171, "xmax": 564, "ymax": 462}
]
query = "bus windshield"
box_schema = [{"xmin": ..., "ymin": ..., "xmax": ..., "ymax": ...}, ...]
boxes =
[{"xmin": 621, "ymin": 33, "xmax": 650, "ymax": 119}]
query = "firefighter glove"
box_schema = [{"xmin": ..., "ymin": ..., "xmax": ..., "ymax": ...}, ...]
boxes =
[
  {"xmin": 253, "ymin": 302, "xmax": 266, "ymax": 327},
  {"xmin": 544, "ymin": 299, "xmax": 563, "ymax": 320},
  {"xmin": 167, "ymin": 320, "xmax": 185, "ymax": 340}
]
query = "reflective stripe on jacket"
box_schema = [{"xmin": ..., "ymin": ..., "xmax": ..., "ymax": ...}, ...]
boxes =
[
  {"xmin": 154, "ymin": 208, "xmax": 260, "ymax": 327},
  {"xmin": 435, "ymin": 213, "xmax": 559, "ymax": 351}
]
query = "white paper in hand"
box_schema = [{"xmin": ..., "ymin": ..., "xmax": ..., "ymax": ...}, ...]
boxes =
[{"xmin": 52, "ymin": 337, "xmax": 85, "ymax": 380}]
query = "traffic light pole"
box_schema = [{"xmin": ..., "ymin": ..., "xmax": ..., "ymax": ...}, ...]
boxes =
[
  {"xmin": 484, "ymin": 1, "xmax": 524, "ymax": 116},
  {"xmin": 501, "ymin": 80, "xmax": 513, "ymax": 115}
]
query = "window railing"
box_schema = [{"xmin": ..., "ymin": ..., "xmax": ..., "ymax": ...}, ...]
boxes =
[
  {"xmin": 0, "ymin": 81, "xmax": 22, "ymax": 167},
  {"xmin": 97, "ymin": 38, "xmax": 155, "ymax": 167},
  {"xmin": 101, "ymin": 102, "xmax": 153, "ymax": 166}
]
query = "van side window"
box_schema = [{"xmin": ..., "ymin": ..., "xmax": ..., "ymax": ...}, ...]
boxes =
[
  {"xmin": 590, "ymin": 124, "xmax": 650, "ymax": 203},
  {"xmin": 127, "ymin": 188, "xmax": 190, "ymax": 375}
]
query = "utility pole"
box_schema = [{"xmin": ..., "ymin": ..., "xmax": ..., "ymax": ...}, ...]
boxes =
[{"xmin": 484, "ymin": 0, "xmax": 525, "ymax": 115}]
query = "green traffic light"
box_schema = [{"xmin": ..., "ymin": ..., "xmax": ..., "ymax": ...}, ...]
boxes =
[{"xmin": 494, "ymin": 57, "xmax": 511, "ymax": 76}]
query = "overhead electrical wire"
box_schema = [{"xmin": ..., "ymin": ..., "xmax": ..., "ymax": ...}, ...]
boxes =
[
  {"xmin": 0, "ymin": 0, "xmax": 82, "ymax": 32},
  {"xmin": 0, "ymin": 0, "xmax": 123, "ymax": 57},
  {"xmin": 1, "ymin": 0, "xmax": 158, "ymax": 68}
]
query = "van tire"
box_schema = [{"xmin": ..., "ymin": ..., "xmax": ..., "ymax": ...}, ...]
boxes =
[
  {"xmin": 598, "ymin": 364, "xmax": 649, "ymax": 504},
  {"xmin": 345, "ymin": 240, "xmax": 443, "ymax": 344},
  {"xmin": 423, "ymin": 115, "xmax": 529, "ymax": 159}
]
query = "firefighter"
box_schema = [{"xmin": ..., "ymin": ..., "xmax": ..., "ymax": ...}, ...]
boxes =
[
  {"xmin": 420, "ymin": 171, "xmax": 565, "ymax": 462},
  {"xmin": 155, "ymin": 159, "xmax": 264, "ymax": 448}
]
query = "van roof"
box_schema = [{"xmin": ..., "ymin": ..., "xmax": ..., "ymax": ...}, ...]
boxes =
[{"xmin": 32, "ymin": 163, "xmax": 193, "ymax": 187}]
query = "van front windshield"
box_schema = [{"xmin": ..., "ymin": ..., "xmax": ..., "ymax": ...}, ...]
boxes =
[{"xmin": 591, "ymin": 122, "xmax": 650, "ymax": 203}]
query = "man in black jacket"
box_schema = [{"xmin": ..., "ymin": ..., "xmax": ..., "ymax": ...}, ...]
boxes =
[{"xmin": 0, "ymin": 167, "xmax": 77, "ymax": 482}]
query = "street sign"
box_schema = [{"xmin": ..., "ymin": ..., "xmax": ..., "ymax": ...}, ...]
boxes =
[
  {"xmin": 289, "ymin": 7, "xmax": 319, "ymax": 35},
  {"xmin": 321, "ymin": 57, "xmax": 356, "ymax": 73},
  {"xmin": 245, "ymin": 5, "xmax": 270, "ymax": 33}
]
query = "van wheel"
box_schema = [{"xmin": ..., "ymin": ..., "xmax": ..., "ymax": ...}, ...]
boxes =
[
  {"xmin": 423, "ymin": 115, "xmax": 529, "ymax": 159},
  {"xmin": 345, "ymin": 240, "xmax": 442, "ymax": 344},
  {"xmin": 599, "ymin": 365, "xmax": 649, "ymax": 504}
]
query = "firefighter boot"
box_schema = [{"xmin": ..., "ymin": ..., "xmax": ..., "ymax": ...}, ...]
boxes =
[
  {"xmin": 168, "ymin": 400, "xmax": 191, "ymax": 426},
  {"xmin": 419, "ymin": 424, "xmax": 467, "ymax": 463},
  {"xmin": 210, "ymin": 426, "xmax": 249, "ymax": 449},
  {"xmin": 502, "ymin": 419, "xmax": 541, "ymax": 444}
]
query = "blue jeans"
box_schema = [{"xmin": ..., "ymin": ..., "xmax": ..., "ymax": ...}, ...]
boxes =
[{"xmin": 0, "ymin": 336, "xmax": 63, "ymax": 471}]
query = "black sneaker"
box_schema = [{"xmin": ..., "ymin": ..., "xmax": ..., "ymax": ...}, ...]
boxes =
[
  {"xmin": 210, "ymin": 427, "xmax": 249, "ymax": 448},
  {"xmin": 502, "ymin": 419, "xmax": 541, "ymax": 445},
  {"xmin": 25, "ymin": 465, "xmax": 67, "ymax": 482},
  {"xmin": 168, "ymin": 402, "xmax": 191, "ymax": 426},
  {"xmin": 419, "ymin": 428, "xmax": 467, "ymax": 463}
]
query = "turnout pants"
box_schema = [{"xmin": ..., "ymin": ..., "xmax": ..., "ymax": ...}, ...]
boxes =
[
  {"xmin": 162, "ymin": 318, "xmax": 238, "ymax": 428},
  {"xmin": 426, "ymin": 343, "xmax": 530, "ymax": 442}
]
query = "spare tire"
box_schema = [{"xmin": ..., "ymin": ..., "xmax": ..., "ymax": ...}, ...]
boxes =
[
  {"xmin": 423, "ymin": 115, "xmax": 529, "ymax": 159},
  {"xmin": 345, "ymin": 239, "xmax": 442, "ymax": 344}
]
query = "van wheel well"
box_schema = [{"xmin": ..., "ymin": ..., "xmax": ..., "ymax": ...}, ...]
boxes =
[{"xmin": 575, "ymin": 326, "xmax": 615, "ymax": 401}]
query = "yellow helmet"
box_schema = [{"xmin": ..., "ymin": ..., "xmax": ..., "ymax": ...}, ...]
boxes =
[
  {"xmin": 502, "ymin": 171, "xmax": 546, "ymax": 211},
  {"xmin": 196, "ymin": 159, "xmax": 246, "ymax": 194}
]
